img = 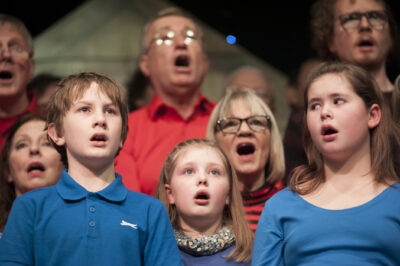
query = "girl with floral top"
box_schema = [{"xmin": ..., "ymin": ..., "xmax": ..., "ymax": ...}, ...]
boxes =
[{"xmin": 156, "ymin": 139, "xmax": 253, "ymax": 265}]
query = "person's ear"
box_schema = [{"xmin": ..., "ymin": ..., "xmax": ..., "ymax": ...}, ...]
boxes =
[
  {"xmin": 367, "ymin": 104, "xmax": 381, "ymax": 129},
  {"xmin": 165, "ymin": 184, "xmax": 175, "ymax": 204},
  {"xmin": 47, "ymin": 123, "xmax": 66, "ymax": 146},
  {"xmin": 139, "ymin": 55, "xmax": 150, "ymax": 77}
]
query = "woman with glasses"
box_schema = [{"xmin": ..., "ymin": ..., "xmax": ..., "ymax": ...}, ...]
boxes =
[{"xmin": 206, "ymin": 89, "xmax": 285, "ymax": 232}]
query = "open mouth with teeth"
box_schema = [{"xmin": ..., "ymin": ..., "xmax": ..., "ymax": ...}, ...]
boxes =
[
  {"xmin": 175, "ymin": 55, "xmax": 189, "ymax": 67},
  {"xmin": 0, "ymin": 70, "xmax": 13, "ymax": 80},
  {"xmin": 237, "ymin": 143, "xmax": 255, "ymax": 156},
  {"xmin": 91, "ymin": 134, "xmax": 107, "ymax": 143}
]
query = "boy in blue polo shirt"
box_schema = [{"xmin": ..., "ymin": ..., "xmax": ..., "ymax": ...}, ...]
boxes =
[{"xmin": 0, "ymin": 72, "xmax": 183, "ymax": 266}]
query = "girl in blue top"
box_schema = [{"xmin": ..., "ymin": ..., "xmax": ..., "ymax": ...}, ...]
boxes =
[
  {"xmin": 156, "ymin": 139, "xmax": 253, "ymax": 265},
  {"xmin": 253, "ymin": 62, "xmax": 400, "ymax": 265}
]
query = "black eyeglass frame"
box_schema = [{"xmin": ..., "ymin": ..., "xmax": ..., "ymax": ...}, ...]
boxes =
[
  {"xmin": 338, "ymin": 10, "xmax": 388, "ymax": 31},
  {"xmin": 216, "ymin": 115, "xmax": 271, "ymax": 134}
]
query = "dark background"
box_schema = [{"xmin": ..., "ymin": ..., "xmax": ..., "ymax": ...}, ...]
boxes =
[{"xmin": 2, "ymin": 0, "xmax": 400, "ymax": 79}]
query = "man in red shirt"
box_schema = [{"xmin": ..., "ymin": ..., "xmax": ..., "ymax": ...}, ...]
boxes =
[
  {"xmin": 115, "ymin": 8, "xmax": 214, "ymax": 195},
  {"xmin": 0, "ymin": 14, "xmax": 40, "ymax": 150}
]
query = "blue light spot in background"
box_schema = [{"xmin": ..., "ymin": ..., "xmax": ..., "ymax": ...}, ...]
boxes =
[{"xmin": 226, "ymin": 35, "xmax": 236, "ymax": 45}]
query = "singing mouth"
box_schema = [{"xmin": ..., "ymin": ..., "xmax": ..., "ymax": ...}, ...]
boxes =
[
  {"xmin": 236, "ymin": 143, "xmax": 255, "ymax": 155},
  {"xmin": 90, "ymin": 134, "xmax": 107, "ymax": 142},
  {"xmin": 175, "ymin": 55, "xmax": 189, "ymax": 67},
  {"xmin": 27, "ymin": 162, "xmax": 45, "ymax": 173},
  {"xmin": 194, "ymin": 190, "xmax": 210, "ymax": 201},
  {"xmin": 0, "ymin": 70, "xmax": 13, "ymax": 80},
  {"xmin": 321, "ymin": 126, "xmax": 338, "ymax": 136}
]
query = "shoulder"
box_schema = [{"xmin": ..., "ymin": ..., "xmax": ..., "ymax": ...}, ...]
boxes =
[{"xmin": 125, "ymin": 190, "xmax": 165, "ymax": 211}]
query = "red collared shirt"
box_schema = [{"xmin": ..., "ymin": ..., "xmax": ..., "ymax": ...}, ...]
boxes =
[
  {"xmin": 0, "ymin": 94, "xmax": 41, "ymax": 150},
  {"xmin": 115, "ymin": 94, "xmax": 215, "ymax": 195}
]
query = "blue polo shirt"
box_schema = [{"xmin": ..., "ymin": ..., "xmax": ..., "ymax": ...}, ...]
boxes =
[{"xmin": 0, "ymin": 170, "xmax": 183, "ymax": 266}]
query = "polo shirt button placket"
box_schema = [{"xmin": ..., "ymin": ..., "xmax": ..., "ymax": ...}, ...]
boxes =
[{"xmin": 87, "ymin": 193, "xmax": 97, "ymax": 238}]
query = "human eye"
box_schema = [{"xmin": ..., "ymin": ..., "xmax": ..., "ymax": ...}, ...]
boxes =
[
  {"xmin": 15, "ymin": 141, "xmax": 28, "ymax": 150},
  {"xmin": 309, "ymin": 103, "xmax": 321, "ymax": 111},
  {"xmin": 184, "ymin": 168, "xmax": 194, "ymax": 175},
  {"xmin": 105, "ymin": 107, "xmax": 117, "ymax": 115},
  {"xmin": 78, "ymin": 106, "xmax": 90, "ymax": 113},
  {"xmin": 249, "ymin": 116, "xmax": 266, "ymax": 126},
  {"xmin": 209, "ymin": 169, "xmax": 221, "ymax": 176},
  {"xmin": 342, "ymin": 12, "xmax": 361, "ymax": 22},
  {"xmin": 334, "ymin": 98, "xmax": 345, "ymax": 105},
  {"xmin": 222, "ymin": 119, "xmax": 238, "ymax": 128}
]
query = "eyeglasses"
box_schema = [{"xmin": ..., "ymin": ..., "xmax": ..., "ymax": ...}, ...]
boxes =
[
  {"xmin": 338, "ymin": 10, "xmax": 388, "ymax": 31},
  {"xmin": 149, "ymin": 28, "xmax": 199, "ymax": 48},
  {"xmin": 216, "ymin": 115, "xmax": 271, "ymax": 134},
  {"xmin": 0, "ymin": 45, "xmax": 29, "ymax": 59}
]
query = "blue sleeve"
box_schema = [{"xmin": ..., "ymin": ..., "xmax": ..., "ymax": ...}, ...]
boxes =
[
  {"xmin": 143, "ymin": 200, "xmax": 183, "ymax": 266},
  {"xmin": 252, "ymin": 199, "xmax": 284, "ymax": 266},
  {"xmin": 0, "ymin": 196, "xmax": 34, "ymax": 265}
]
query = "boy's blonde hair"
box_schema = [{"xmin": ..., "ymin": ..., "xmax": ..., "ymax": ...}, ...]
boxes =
[
  {"xmin": 155, "ymin": 139, "xmax": 253, "ymax": 263},
  {"xmin": 46, "ymin": 72, "xmax": 129, "ymax": 167},
  {"xmin": 206, "ymin": 89, "xmax": 285, "ymax": 185}
]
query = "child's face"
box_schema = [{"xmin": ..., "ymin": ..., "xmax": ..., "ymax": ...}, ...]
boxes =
[
  {"xmin": 306, "ymin": 73, "xmax": 380, "ymax": 161},
  {"xmin": 166, "ymin": 146, "xmax": 230, "ymax": 229},
  {"xmin": 54, "ymin": 82, "xmax": 123, "ymax": 168},
  {"xmin": 8, "ymin": 120, "xmax": 64, "ymax": 197}
]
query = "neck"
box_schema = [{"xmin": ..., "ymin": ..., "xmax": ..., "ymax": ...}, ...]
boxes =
[
  {"xmin": 364, "ymin": 63, "xmax": 393, "ymax": 92},
  {"xmin": 323, "ymin": 141, "xmax": 373, "ymax": 190},
  {"xmin": 178, "ymin": 215, "xmax": 223, "ymax": 238},
  {"xmin": 156, "ymin": 89, "xmax": 200, "ymax": 120},
  {"xmin": 67, "ymin": 160, "xmax": 116, "ymax": 192},
  {"xmin": 237, "ymin": 170, "xmax": 265, "ymax": 191},
  {"xmin": 0, "ymin": 92, "xmax": 29, "ymax": 117}
]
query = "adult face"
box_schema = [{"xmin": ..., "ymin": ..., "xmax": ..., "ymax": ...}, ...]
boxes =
[
  {"xmin": 139, "ymin": 16, "xmax": 209, "ymax": 99},
  {"xmin": 215, "ymin": 99, "xmax": 270, "ymax": 188},
  {"xmin": 0, "ymin": 23, "xmax": 34, "ymax": 101},
  {"xmin": 8, "ymin": 120, "xmax": 64, "ymax": 197},
  {"xmin": 329, "ymin": 0, "xmax": 392, "ymax": 69}
]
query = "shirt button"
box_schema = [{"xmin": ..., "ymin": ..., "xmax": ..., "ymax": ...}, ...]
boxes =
[
  {"xmin": 89, "ymin": 221, "xmax": 96, "ymax": 227},
  {"xmin": 89, "ymin": 206, "xmax": 96, "ymax": 213}
]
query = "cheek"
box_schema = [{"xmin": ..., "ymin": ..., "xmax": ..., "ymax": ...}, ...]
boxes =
[{"xmin": 215, "ymin": 133, "xmax": 232, "ymax": 155}]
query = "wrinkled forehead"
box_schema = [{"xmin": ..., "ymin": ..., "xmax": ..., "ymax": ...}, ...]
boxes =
[
  {"xmin": 146, "ymin": 15, "xmax": 198, "ymax": 41},
  {"xmin": 0, "ymin": 23, "xmax": 27, "ymax": 43},
  {"xmin": 334, "ymin": 0, "xmax": 385, "ymax": 15}
]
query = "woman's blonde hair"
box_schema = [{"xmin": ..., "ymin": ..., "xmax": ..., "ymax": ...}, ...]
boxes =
[
  {"xmin": 206, "ymin": 89, "xmax": 285, "ymax": 185},
  {"xmin": 290, "ymin": 62, "xmax": 400, "ymax": 194},
  {"xmin": 155, "ymin": 139, "xmax": 253, "ymax": 263}
]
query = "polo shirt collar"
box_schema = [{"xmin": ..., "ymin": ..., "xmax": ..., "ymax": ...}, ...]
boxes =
[
  {"xmin": 56, "ymin": 169, "xmax": 128, "ymax": 202},
  {"xmin": 148, "ymin": 94, "xmax": 214, "ymax": 119}
]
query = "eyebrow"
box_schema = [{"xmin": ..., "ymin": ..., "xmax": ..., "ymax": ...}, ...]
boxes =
[{"xmin": 308, "ymin": 93, "xmax": 346, "ymax": 103}]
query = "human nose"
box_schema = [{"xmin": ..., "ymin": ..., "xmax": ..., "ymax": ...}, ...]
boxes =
[
  {"xmin": 29, "ymin": 143, "xmax": 40, "ymax": 156},
  {"xmin": 93, "ymin": 110, "xmax": 107, "ymax": 128},
  {"xmin": 320, "ymin": 105, "xmax": 333, "ymax": 120},
  {"xmin": 238, "ymin": 119, "xmax": 252, "ymax": 135},
  {"xmin": 359, "ymin": 15, "xmax": 371, "ymax": 30},
  {"xmin": 174, "ymin": 34, "xmax": 187, "ymax": 48},
  {"xmin": 197, "ymin": 173, "xmax": 208, "ymax": 186},
  {"xmin": 0, "ymin": 47, "xmax": 12, "ymax": 59}
]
